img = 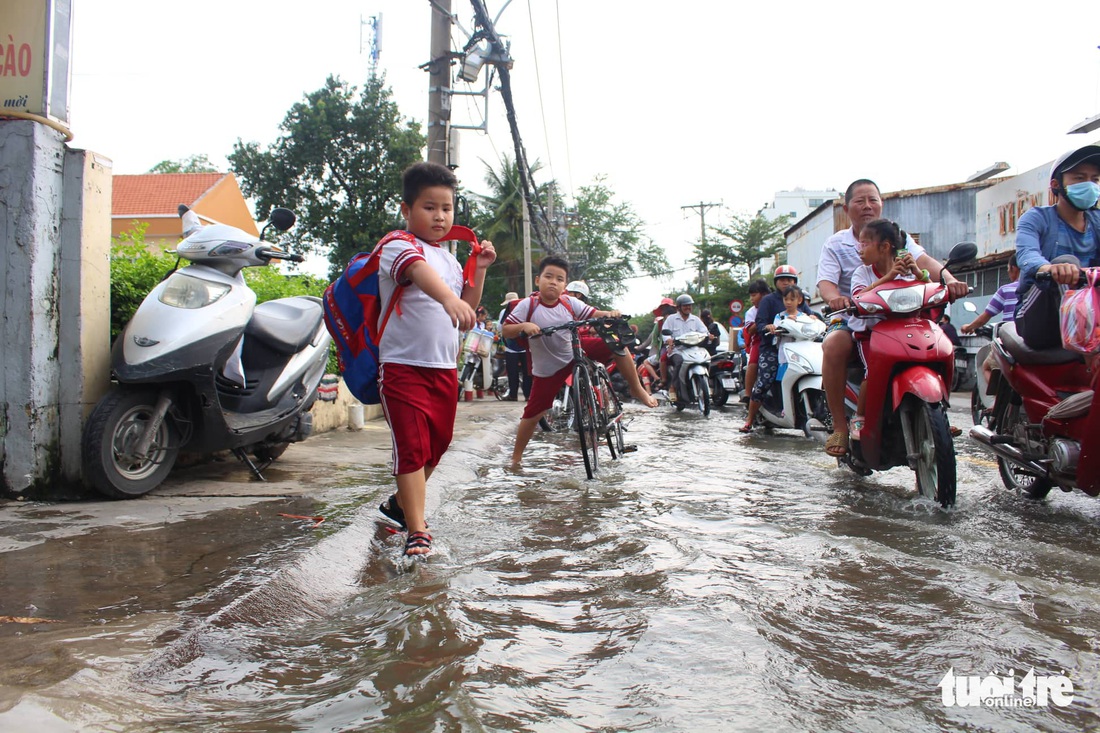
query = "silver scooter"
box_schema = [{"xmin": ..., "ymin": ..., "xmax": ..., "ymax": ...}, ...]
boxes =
[
  {"xmin": 752, "ymin": 315, "xmax": 830, "ymax": 441},
  {"xmin": 663, "ymin": 329, "xmax": 713, "ymax": 416},
  {"xmin": 81, "ymin": 206, "xmax": 331, "ymax": 498}
]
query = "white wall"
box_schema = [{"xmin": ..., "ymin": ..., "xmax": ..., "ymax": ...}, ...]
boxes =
[
  {"xmin": 974, "ymin": 163, "xmax": 1051, "ymax": 258},
  {"xmin": 785, "ymin": 204, "xmax": 839, "ymax": 304}
]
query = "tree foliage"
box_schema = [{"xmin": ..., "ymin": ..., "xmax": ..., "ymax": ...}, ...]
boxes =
[
  {"xmin": 566, "ymin": 176, "xmax": 669, "ymax": 310},
  {"xmin": 147, "ymin": 154, "xmax": 219, "ymax": 174},
  {"xmin": 227, "ymin": 74, "xmax": 425, "ymax": 278},
  {"xmin": 704, "ymin": 212, "xmax": 792, "ymax": 277},
  {"xmin": 108, "ymin": 223, "xmax": 177, "ymax": 340},
  {"xmin": 469, "ymin": 155, "xmax": 551, "ymax": 308}
]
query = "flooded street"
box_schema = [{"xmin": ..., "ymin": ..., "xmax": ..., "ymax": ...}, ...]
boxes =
[{"xmin": 1, "ymin": 400, "xmax": 1099, "ymax": 731}]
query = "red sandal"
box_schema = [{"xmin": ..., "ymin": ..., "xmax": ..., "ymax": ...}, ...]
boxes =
[{"xmin": 404, "ymin": 531, "xmax": 432, "ymax": 557}]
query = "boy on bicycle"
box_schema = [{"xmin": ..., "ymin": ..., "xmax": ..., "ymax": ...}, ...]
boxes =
[{"xmin": 503, "ymin": 257, "xmax": 656, "ymax": 465}]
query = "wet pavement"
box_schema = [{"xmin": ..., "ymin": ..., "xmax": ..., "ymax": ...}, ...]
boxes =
[{"xmin": 1, "ymin": 396, "xmax": 1098, "ymax": 731}]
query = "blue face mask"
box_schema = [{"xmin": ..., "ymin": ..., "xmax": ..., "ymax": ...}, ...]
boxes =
[{"xmin": 1064, "ymin": 181, "xmax": 1100, "ymax": 210}]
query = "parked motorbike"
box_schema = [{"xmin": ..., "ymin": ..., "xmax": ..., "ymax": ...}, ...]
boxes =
[
  {"xmin": 457, "ymin": 327, "xmax": 496, "ymax": 399},
  {"xmin": 82, "ymin": 206, "xmax": 331, "ymax": 499},
  {"xmin": 708, "ymin": 348, "xmax": 743, "ymax": 406},
  {"xmin": 662, "ymin": 330, "xmax": 712, "ymax": 415},
  {"xmin": 835, "ymin": 241, "xmax": 978, "ymax": 508},
  {"xmin": 751, "ymin": 315, "xmax": 829, "ymax": 440},
  {"xmin": 969, "ymin": 264, "xmax": 1100, "ymax": 499}
]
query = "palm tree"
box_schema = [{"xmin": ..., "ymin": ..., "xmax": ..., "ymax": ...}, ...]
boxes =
[{"xmin": 474, "ymin": 155, "xmax": 553, "ymax": 304}]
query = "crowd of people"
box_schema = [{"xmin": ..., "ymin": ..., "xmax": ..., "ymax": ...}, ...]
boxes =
[{"xmin": 364, "ymin": 142, "xmax": 1100, "ymax": 556}]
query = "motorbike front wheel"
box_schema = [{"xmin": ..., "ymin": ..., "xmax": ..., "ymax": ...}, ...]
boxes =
[
  {"xmin": 82, "ymin": 388, "xmax": 179, "ymax": 499},
  {"xmin": 693, "ymin": 374, "xmax": 710, "ymax": 416},
  {"xmin": 906, "ymin": 400, "xmax": 956, "ymax": 508}
]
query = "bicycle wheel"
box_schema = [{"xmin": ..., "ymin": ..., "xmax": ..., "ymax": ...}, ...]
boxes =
[
  {"xmin": 597, "ymin": 367, "xmax": 625, "ymax": 459},
  {"xmin": 572, "ymin": 366, "xmax": 600, "ymax": 479}
]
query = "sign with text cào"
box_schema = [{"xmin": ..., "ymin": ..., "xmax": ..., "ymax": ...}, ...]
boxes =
[{"xmin": 0, "ymin": 0, "xmax": 72, "ymax": 124}]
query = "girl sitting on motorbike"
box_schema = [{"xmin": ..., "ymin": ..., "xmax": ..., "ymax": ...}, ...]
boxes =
[
  {"xmin": 843, "ymin": 218, "xmax": 927, "ymax": 444},
  {"xmin": 772, "ymin": 286, "xmax": 812, "ymax": 383}
]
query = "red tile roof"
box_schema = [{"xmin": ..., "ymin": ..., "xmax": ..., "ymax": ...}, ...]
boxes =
[{"xmin": 112, "ymin": 173, "xmax": 227, "ymax": 216}]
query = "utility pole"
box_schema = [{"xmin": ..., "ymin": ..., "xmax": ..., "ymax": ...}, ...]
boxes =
[
  {"xmin": 427, "ymin": 0, "xmax": 452, "ymax": 167},
  {"xmin": 682, "ymin": 201, "xmax": 720, "ymax": 295}
]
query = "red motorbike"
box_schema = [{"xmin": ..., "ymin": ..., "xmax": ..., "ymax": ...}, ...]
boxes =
[
  {"xmin": 836, "ymin": 242, "xmax": 977, "ymax": 508},
  {"xmin": 969, "ymin": 267, "xmax": 1100, "ymax": 499}
]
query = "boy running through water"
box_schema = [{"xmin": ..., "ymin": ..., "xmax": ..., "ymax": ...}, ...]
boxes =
[
  {"xmin": 375, "ymin": 162, "xmax": 496, "ymax": 556},
  {"xmin": 504, "ymin": 257, "xmax": 657, "ymax": 466}
]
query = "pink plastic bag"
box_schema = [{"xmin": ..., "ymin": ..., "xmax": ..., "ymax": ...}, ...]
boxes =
[{"xmin": 1059, "ymin": 267, "xmax": 1100, "ymax": 353}]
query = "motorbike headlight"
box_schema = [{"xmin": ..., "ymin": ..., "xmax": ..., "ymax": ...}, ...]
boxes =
[
  {"xmin": 880, "ymin": 284, "xmax": 926, "ymax": 314},
  {"xmin": 928, "ymin": 288, "xmax": 948, "ymax": 305},
  {"xmin": 159, "ymin": 273, "xmax": 231, "ymax": 309}
]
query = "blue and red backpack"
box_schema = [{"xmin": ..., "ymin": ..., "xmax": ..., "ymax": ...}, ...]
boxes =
[{"xmin": 322, "ymin": 226, "xmax": 482, "ymax": 404}]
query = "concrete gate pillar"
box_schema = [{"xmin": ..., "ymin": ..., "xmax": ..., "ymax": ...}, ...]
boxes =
[{"xmin": 0, "ymin": 119, "xmax": 111, "ymax": 496}]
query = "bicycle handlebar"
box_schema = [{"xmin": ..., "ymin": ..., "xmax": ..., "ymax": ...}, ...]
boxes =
[{"xmin": 530, "ymin": 316, "xmax": 627, "ymax": 338}]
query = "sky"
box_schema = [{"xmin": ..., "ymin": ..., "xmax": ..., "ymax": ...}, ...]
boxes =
[{"xmin": 69, "ymin": 0, "xmax": 1100, "ymax": 315}]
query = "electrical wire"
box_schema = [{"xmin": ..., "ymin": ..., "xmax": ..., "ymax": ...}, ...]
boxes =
[
  {"xmin": 554, "ymin": 0, "xmax": 575, "ymax": 201},
  {"xmin": 525, "ymin": 0, "xmax": 556, "ymax": 186}
]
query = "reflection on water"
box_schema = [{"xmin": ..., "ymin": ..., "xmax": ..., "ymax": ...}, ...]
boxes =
[{"xmin": 3, "ymin": 406, "xmax": 1100, "ymax": 731}]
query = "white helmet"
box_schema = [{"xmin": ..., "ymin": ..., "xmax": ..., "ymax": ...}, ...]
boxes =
[{"xmin": 566, "ymin": 280, "xmax": 590, "ymax": 299}]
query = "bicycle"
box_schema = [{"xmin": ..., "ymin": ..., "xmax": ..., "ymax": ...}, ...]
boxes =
[{"xmin": 533, "ymin": 317, "xmax": 627, "ymax": 478}]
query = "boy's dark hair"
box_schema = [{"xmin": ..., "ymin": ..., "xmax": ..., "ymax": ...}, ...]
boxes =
[
  {"xmin": 747, "ymin": 279, "xmax": 771, "ymax": 295},
  {"xmin": 537, "ymin": 256, "xmax": 570, "ymax": 277},
  {"xmin": 861, "ymin": 218, "xmax": 906, "ymax": 256},
  {"xmin": 1008, "ymin": 254, "xmax": 1018, "ymax": 269},
  {"xmin": 402, "ymin": 162, "xmax": 458, "ymax": 205},
  {"xmin": 844, "ymin": 178, "xmax": 880, "ymax": 204}
]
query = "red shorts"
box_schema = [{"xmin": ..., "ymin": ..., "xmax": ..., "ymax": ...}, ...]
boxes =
[
  {"xmin": 378, "ymin": 362, "xmax": 457, "ymax": 476},
  {"xmin": 523, "ymin": 363, "xmax": 574, "ymax": 419},
  {"xmin": 580, "ymin": 333, "xmax": 614, "ymax": 365},
  {"xmin": 748, "ymin": 341, "xmax": 760, "ymax": 365}
]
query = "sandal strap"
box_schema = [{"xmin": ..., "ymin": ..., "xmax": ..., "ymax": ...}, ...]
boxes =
[{"xmin": 405, "ymin": 531, "xmax": 433, "ymax": 552}]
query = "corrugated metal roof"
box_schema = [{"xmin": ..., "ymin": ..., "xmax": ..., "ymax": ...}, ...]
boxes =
[{"xmin": 112, "ymin": 173, "xmax": 226, "ymax": 216}]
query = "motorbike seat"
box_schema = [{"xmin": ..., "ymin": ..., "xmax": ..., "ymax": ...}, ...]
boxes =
[
  {"xmin": 246, "ymin": 296, "xmax": 324, "ymax": 355},
  {"xmin": 998, "ymin": 322, "xmax": 1083, "ymax": 366}
]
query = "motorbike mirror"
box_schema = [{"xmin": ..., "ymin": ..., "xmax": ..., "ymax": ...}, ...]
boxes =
[
  {"xmin": 268, "ymin": 208, "xmax": 296, "ymax": 232},
  {"xmin": 962, "ymin": 301, "xmax": 978, "ymax": 313},
  {"xmin": 944, "ymin": 241, "xmax": 977, "ymax": 269}
]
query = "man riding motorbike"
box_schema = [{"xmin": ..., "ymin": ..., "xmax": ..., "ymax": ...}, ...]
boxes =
[
  {"xmin": 1014, "ymin": 144, "xmax": 1100, "ymax": 349},
  {"xmin": 817, "ymin": 178, "xmax": 969, "ymax": 456},
  {"xmin": 662, "ymin": 294, "xmax": 710, "ymax": 403}
]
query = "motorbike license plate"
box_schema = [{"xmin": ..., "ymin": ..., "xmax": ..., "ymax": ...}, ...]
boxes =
[{"xmin": 721, "ymin": 377, "xmax": 736, "ymax": 389}]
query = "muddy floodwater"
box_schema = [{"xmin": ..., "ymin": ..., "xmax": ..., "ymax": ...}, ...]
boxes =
[{"xmin": 1, "ymin": 402, "xmax": 1098, "ymax": 731}]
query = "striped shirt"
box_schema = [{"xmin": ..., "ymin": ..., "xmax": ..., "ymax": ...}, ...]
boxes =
[{"xmin": 985, "ymin": 281, "xmax": 1019, "ymax": 322}]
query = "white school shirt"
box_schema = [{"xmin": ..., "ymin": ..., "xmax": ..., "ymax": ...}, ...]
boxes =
[
  {"xmin": 377, "ymin": 236, "xmax": 464, "ymax": 368},
  {"xmin": 505, "ymin": 296, "xmax": 594, "ymax": 377}
]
